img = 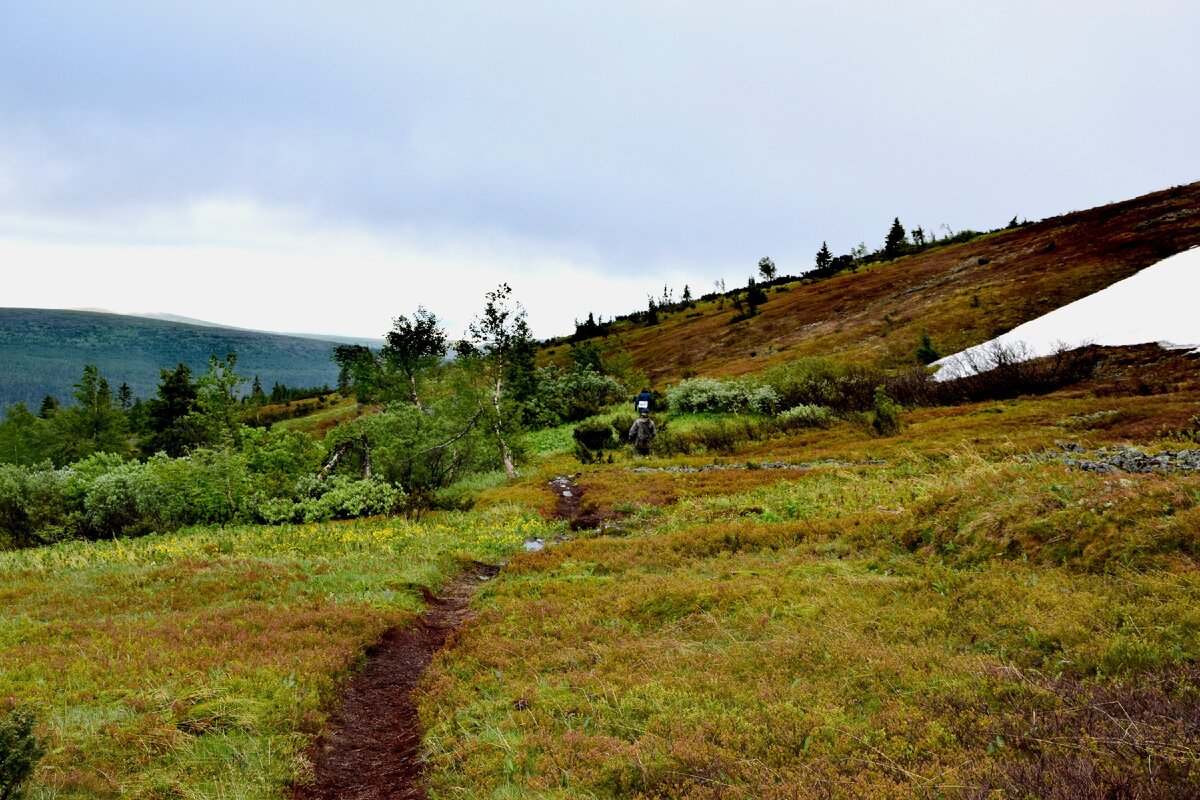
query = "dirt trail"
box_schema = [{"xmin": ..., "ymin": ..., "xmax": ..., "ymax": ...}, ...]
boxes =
[
  {"xmin": 291, "ymin": 478, "xmax": 588, "ymax": 799},
  {"xmin": 290, "ymin": 563, "xmax": 499, "ymax": 800},
  {"xmin": 547, "ymin": 474, "xmax": 605, "ymax": 529}
]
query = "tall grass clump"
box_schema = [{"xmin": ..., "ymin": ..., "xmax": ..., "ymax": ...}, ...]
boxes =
[
  {"xmin": 572, "ymin": 418, "xmax": 618, "ymax": 464},
  {"xmin": 870, "ymin": 388, "xmax": 901, "ymax": 436}
]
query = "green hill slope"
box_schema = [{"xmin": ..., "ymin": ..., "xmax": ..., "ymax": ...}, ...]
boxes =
[{"xmin": 0, "ymin": 308, "xmax": 344, "ymax": 411}]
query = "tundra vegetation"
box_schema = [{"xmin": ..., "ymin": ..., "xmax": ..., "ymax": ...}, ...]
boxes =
[{"xmin": 3, "ymin": 186, "xmax": 1200, "ymax": 797}]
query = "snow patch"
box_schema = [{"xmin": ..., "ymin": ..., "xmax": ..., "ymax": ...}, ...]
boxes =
[{"xmin": 933, "ymin": 247, "xmax": 1200, "ymax": 380}]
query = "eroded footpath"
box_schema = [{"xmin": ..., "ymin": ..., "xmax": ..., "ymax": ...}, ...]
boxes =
[{"xmin": 290, "ymin": 563, "xmax": 499, "ymax": 800}]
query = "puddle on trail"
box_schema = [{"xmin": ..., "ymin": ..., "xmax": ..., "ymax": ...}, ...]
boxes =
[{"xmin": 524, "ymin": 538, "xmax": 546, "ymax": 552}]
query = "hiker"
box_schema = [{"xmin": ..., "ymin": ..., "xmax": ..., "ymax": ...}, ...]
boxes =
[
  {"xmin": 634, "ymin": 387, "xmax": 653, "ymax": 416},
  {"xmin": 628, "ymin": 411, "xmax": 656, "ymax": 457}
]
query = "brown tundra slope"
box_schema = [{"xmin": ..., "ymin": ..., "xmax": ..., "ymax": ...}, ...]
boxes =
[{"xmin": 544, "ymin": 180, "xmax": 1200, "ymax": 385}]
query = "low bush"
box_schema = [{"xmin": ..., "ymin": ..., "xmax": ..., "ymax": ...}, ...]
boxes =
[
  {"xmin": 0, "ymin": 464, "xmax": 69, "ymax": 549},
  {"xmin": 666, "ymin": 377, "xmax": 779, "ymax": 414},
  {"xmin": 870, "ymin": 388, "xmax": 901, "ymax": 436},
  {"xmin": 82, "ymin": 460, "xmax": 168, "ymax": 538},
  {"xmin": 610, "ymin": 414, "xmax": 636, "ymax": 444},
  {"xmin": 760, "ymin": 358, "xmax": 882, "ymax": 413},
  {"xmin": 651, "ymin": 417, "xmax": 764, "ymax": 456},
  {"xmin": 776, "ymin": 404, "xmax": 836, "ymax": 431},
  {"xmin": 573, "ymin": 419, "xmax": 618, "ymax": 464},
  {"xmin": 300, "ymin": 476, "xmax": 403, "ymax": 522},
  {"xmin": 1, "ymin": 427, "xmax": 412, "ymax": 546},
  {"xmin": 259, "ymin": 475, "xmax": 405, "ymax": 523},
  {"xmin": 887, "ymin": 342, "xmax": 1101, "ymax": 407},
  {"xmin": 528, "ymin": 366, "xmax": 626, "ymax": 427},
  {"xmin": 0, "ymin": 706, "xmax": 45, "ymax": 800}
]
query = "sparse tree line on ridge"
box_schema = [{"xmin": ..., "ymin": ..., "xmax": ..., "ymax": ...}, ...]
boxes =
[{"xmin": 570, "ymin": 212, "xmax": 1028, "ymax": 340}]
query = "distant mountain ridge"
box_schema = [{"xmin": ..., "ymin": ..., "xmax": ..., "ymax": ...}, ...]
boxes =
[
  {"xmin": 0, "ymin": 308, "xmax": 350, "ymax": 411},
  {"xmin": 127, "ymin": 311, "xmax": 383, "ymax": 347}
]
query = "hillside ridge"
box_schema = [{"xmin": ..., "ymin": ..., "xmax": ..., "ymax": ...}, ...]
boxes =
[
  {"xmin": 0, "ymin": 307, "xmax": 345, "ymax": 411},
  {"xmin": 545, "ymin": 180, "xmax": 1200, "ymax": 385}
]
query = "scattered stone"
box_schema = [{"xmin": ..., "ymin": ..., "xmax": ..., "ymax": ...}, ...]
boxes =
[
  {"xmin": 1038, "ymin": 443, "xmax": 1200, "ymax": 474},
  {"xmin": 629, "ymin": 458, "xmax": 885, "ymax": 474}
]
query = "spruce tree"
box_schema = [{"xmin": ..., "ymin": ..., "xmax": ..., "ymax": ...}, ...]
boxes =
[
  {"xmin": 884, "ymin": 217, "xmax": 908, "ymax": 260},
  {"xmin": 815, "ymin": 241, "xmax": 833, "ymax": 273}
]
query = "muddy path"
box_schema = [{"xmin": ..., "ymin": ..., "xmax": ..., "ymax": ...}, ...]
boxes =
[
  {"xmin": 290, "ymin": 563, "xmax": 499, "ymax": 800},
  {"xmin": 291, "ymin": 477, "xmax": 591, "ymax": 799},
  {"xmin": 547, "ymin": 473, "xmax": 607, "ymax": 529}
]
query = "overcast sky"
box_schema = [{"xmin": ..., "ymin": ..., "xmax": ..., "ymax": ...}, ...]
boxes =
[{"xmin": 2, "ymin": 1, "xmax": 1198, "ymax": 340}]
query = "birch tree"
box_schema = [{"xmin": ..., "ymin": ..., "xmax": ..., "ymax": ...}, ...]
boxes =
[{"xmin": 465, "ymin": 284, "xmax": 531, "ymax": 479}]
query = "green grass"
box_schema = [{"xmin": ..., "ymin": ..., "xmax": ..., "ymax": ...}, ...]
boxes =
[
  {"xmin": 6, "ymin": 351, "xmax": 1200, "ymax": 798},
  {"xmin": 0, "ymin": 506, "xmax": 561, "ymax": 798},
  {"xmin": 419, "ymin": 456, "xmax": 1200, "ymax": 798},
  {"xmin": 521, "ymin": 423, "xmax": 577, "ymax": 458}
]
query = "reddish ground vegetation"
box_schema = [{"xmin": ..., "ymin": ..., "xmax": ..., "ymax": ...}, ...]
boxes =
[
  {"xmin": 544, "ymin": 181, "xmax": 1200, "ymax": 384},
  {"xmin": 968, "ymin": 666, "xmax": 1200, "ymax": 799},
  {"xmin": 290, "ymin": 564, "xmax": 500, "ymax": 800}
]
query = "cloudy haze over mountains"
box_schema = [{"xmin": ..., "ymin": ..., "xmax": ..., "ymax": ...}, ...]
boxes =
[{"xmin": 2, "ymin": 2, "xmax": 1198, "ymax": 338}]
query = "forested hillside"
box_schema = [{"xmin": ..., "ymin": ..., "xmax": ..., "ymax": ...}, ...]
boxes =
[{"xmin": 0, "ymin": 309, "xmax": 345, "ymax": 410}]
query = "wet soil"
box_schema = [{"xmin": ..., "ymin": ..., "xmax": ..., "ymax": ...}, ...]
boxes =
[
  {"xmin": 290, "ymin": 563, "xmax": 499, "ymax": 800},
  {"xmin": 547, "ymin": 474, "xmax": 608, "ymax": 529},
  {"xmin": 291, "ymin": 476, "xmax": 598, "ymax": 799}
]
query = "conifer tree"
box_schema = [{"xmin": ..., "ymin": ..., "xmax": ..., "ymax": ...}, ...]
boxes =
[
  {"xmin": 645, "ymin": 297, "xmax": 659, "ymax": 326},
  {"xmin": 815, "ymin": 241, "xmax": 833, "ymax": 273},
  {"xmin": 885, "ymin": 217, "xmax": 908, "ymax": 260},
  {"xmin": 142, "ymin": 363, "xmax": 200, "ymax": 457},
  {"xmin": 117, "ymin": 382, "xmax": 133, "ymax": 410},
  {"xmin": 37, "ymin": 395, "xmax": 58, "ymax": 419},
  {"xmin": 250, "ymin": 376, "xmax": 267, "ymax": 404}
]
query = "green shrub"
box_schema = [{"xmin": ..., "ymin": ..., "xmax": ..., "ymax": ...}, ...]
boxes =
[
  {"xmin": 666, "ymin": 377, "xmax": 779, "ymax": 414},
  {"xmin": 529, "ymin": 366, "xmax": 626, "ymax": 427},
  {"xmin": 0, "ymin": 464, "xmax": 70, "ymax": 548},
  {"xmin": 611, "ymin": 414, "xmax": 636, "ymax": 443},
  {"xmin": 760, "ymin": 358, "xmax": 882, "ymax": 413},
  {"xmin": 0, "ymin": 707, "xmax": 45, "ymax": 799},
  {"xmin": 915, "ymin": 332, "xmax": 941, "ymax": 365},
  {"xmin": 870, "ymin": 388, "xmax": 901, "ymax": 436},
  {"xmin": 303, "ymin": 477, "xmax": 403, "ymax": 521},
  {"xmin": 573, "ymin": 419, "xmax": 618, "ymax": 464},
  {"xmin": 83, "ymin": 460, "xmax": 167, "ymax": 538},
  {"xmin": 776, "ymin": 404, "xmax": 836, "ymax": 431},
  {"xmin": 266, "ymin": 476, "xmax": 404, "ymax": 523}
]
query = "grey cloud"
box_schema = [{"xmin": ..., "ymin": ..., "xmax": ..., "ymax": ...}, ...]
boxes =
[{"xmin": 1, "ymin": 1, "xmax": 1198, "ymax": 283}]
